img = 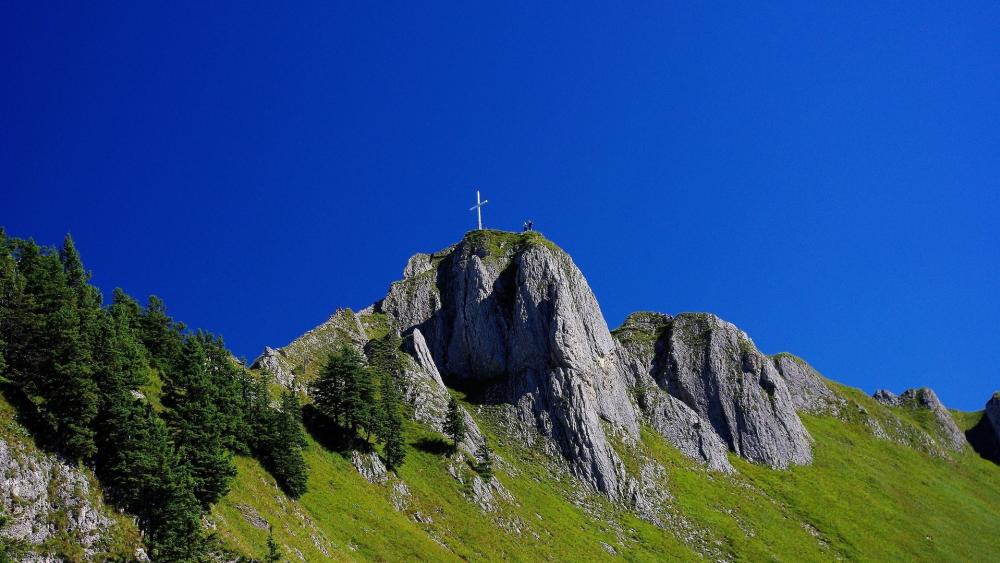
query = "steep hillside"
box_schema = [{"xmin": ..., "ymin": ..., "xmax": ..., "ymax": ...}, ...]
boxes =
[
  {"xmin": 2, "ymin": 228, "xmax": 998, "ymax": 561},
  {"xmin": 223, "ymin": 229, "xmax": 1000, "ymax": 562},
  {"xmin": 212, "ymin": 373, "xmax": 1000, "ymax": 561}
]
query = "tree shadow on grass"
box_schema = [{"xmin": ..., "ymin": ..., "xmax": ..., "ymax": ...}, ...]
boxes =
[
  {"xmin": 0, "ymin": 382, "xmax": 61, "ymax": 456},
  {"xmin": 412, "ymin": 436, "xmax": 451, "ymax": 456},
  {"xmin": 302, "ymin": 404, "xmax": 357, "ymax": 455}
]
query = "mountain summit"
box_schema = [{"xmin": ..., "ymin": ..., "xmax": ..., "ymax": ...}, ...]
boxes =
[{"xmin": 253, "ymin": 230, "xmax": 1000, "ymax": 525}]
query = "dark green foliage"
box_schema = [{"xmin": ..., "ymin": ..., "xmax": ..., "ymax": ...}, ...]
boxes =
[
  {"xmin": 380, "ymin": 375, "xmax": 406, "ymax": 470},
  {"xmin": 0, "ymin": 230, "xmax": 294, "ymax": 559},
  {"xmin": 311, "ymin": 346, "xmax": 375, "ymax": 439},
  {"xmin": 137, "ymin": 295, "xmax": 184, "ymax": 372},
  {"xmin": 253, "ymin": 388, "xmax": 309, "ymax": 498},
  {"xmin": 264, "ymin": 525, "xmax": 281, "ymax": 563},
  {"xmin": 0, "ymin": 236, "xmax": 99, "ymax": 461},
  {"xmin": 365, "ymin": 332, "xmax": 403, "ymax": 379},
  {"xmin": 312, "ymin": 342, "xmax": 407, "ymax": 468},
  {"xmin": 445, "ymin": 397, "xmax": 466, "ymax": 454},
  {"xmin": 163, "ymin": 336, "xmax": 237, "ymax": 507},
  {"xmin": 476, "ymin": 442, "xmax": 494, "ymax": 480}
]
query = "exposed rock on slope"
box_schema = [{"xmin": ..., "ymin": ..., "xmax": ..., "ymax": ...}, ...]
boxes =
[
  {"xmin": 654, "ymin": 314, "xmax": 812, "ymax": 468},
  {"xmin": 873, "ymin": 387, "xmax": 966, "ymax": 452},
  {"xmin": 613, "ymin": 312, "xmax": 733, "ymax": 472},
  {"xmin": 400, "ymin": 328, "xmax": 484, "ymax": 454},
  {"xmin": 0, "ymin": 437, "xmax": 138, "ymax": 561},
  {"xmin": 772, "ymin": 353, "xmax": 840, "ymax": 414},
  {"xmin": 375, "ymin": 231, "xmax": 639, "ymax": 498},
  {"xmin": 276, "ymin": 231, "xmax": 826, "ymax": 498},
  {"xmin": 252, "ymin": 308, "xmax": 369, "ymax": 387},
  {"xmin": 611, "ymin": 311, "xmax": 813, "ymax": 469}
]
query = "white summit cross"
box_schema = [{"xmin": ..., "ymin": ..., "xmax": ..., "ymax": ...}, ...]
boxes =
[{"xmin": 469, "ymin": 190, "xmax": 489, "ymax": 230}]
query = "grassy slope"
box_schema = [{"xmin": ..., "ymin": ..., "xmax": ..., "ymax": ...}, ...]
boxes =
[{"xmin": 213, "ymin": 380, "xmax": 1000, "ymax": 562}]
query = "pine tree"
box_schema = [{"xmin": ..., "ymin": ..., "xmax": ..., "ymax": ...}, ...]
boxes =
[
  {"xmin": 311, "ymin": 347, "xmax": 375, "ymax": 441},
  {"xmin": 5, "ymin": 238, "xmax": 98, "ymax": 460},
  {"xmin": 163, "ymin": 337, "xmax": 237, "ymax": 507},
  {"xmin": 264, "ymin": 525, "xmax": 282, "ymax": 563},
  {"xmin": 258, "ymin": 390, "xmax": 309, "ymax": 498},
  {"xmin": 0, "ymin": 229, "xmax": 21, "ymax": 378},
  {"xmin": 476, "ymin": 442, "xmax": 494, "ymax": 481},
  {"xmin": 444, "ymin": 397, "xmax": 466, "ymax": 455},
  {"xmin": 380, "ymin": 375, "xmax": 406, "ymax": 470},
  {"xmin": 138, "ymin": 295, "xmax": 184, "ymax": 372}
]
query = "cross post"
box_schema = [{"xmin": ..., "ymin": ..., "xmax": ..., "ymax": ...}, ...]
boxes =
[{"xmin": 469, "ymin": 190, "xmax": 488, "ymax": 230}]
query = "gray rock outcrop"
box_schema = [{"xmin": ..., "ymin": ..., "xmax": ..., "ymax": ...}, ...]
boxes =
[
  {"xmin": 0, "ymin": 438, "xmax": 124, "ymax": 560},
  {"xmin": 772, "ymin": 353, "xmax": 839, "ymax": 414},
  {"xmin": 873, "ymin": 389, "xmax": 900, "ymax": 407},
  {"xmin": 375, "ymin": 231, "xmax": 640, "ymax": 498},
  {"xmin": 280, "ymin": 230, "xmax": 823, "ymax": 501},
  {"xmin": 613, "ymin": 313, "xmax": 733, "ymax": 472},
  {"xmin": 252, "ymin": 308, "xmax": 369, "ymax": 387},
  {"xmin": 655, "ymin": 314, "xmax": 812, "ymax": 468},
  {"xmin": 399, "ymin": 328, "xmax": 485, "ymax": 455},
  {"xmin": 351, "ymin": 450, "xmax": 388, "ymax": 484},
  {"xmin": 900, "ymin": 388, "xmax": 966, "ymax": 451},
  {"xmin": 872, "ymin": 387, "xmax": 966, "ymax": 452}
]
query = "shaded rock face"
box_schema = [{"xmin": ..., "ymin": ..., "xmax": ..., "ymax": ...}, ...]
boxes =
[
  {"xmin": 0, "ymin": 438, "xmax": 119, "ymax": 560},
  {"xmin": 399, "ymin": 328, "xmax": 485, "ymax": 455},
  {"xmin": 966, "ymin": 393, "xmax": 1000, "ymax": 464},
  {"xmin": 655, "ymin": 314, "xmax": 812, "ymax": 468},
  {"xmin": 987, "ymin": 393, "xmax": 1000, "ymax": 441},
  {"xmin": 376, "ymin": 232, "xmax": 639, "ymax": 498}
]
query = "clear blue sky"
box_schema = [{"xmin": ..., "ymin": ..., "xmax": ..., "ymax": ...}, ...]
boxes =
[{"xmin": 3, "ymin": 3, "xmax": 997, "ymax": 409}]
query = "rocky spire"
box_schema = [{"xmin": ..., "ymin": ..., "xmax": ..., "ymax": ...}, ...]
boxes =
[{"xmin": 376, "ymin": 230, "xmax": 639, "ymax": 498}]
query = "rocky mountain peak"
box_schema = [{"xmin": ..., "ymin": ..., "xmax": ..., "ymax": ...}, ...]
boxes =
[{"xmin": 267, "ymin": 230, "xmax": 836, "ymax": 498}]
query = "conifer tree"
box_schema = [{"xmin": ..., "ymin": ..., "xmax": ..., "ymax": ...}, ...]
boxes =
[
  {"xmin": 444, "ymin": 397, "xmax": 466, "ymax": 455},
  {"xmin": 6, "ymin": 238, "xmax": 98, "ymax": 460},
  {"xmin": 476, "ymin": 442, "xmax": 494, "ymax": 481},
  {"xmin": 163, "ymin": 337, "xmax": 236, "ymax": 507},
  {"xmin": 258, "ymin": 390, "xmax": 309, "ymax": 498},
  {"xmin": 380, "ymin": 375, "xmax": 406, "ymax": 470},
  {"xmin": 265, "ymin": 525, "xmax": 282, "ymax": 563},
  {"xmin": 0, "ymin": 229, "xmax": 21, "ymax": 377},
  {"xmin": 311, "ymin": 346, "xmax": 374, "ymax": 440},
  {"xmin": 138, "ymin": 295, "xmax": 184, "ymax": 372}
]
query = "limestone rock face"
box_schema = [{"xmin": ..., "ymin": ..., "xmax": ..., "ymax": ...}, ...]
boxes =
[
  {"xmin": 376, "ymin": 231, "xmax": 639, "ymax": 498},
  {"xmin": 351, "ymin": 450, "xmax": 388, "ymax": 484},
  {"xmin": 399, "ymin": 328, "xmax": 485, "ymax": 455},
  {"xmin": 658, "ymin": 314, "xmax": 813, "ymax": 468},
  {"xmin": 872, "ymin": 387, "xmax": 966, "ymax": 452},
  {"xmin": 613, "ymin": 312, "xmax": 733, "ymax": 472},
  {"xmin": 0, "ymin": 438, "xmax": 122, "ymax": 560},
  {"xmin": 873, "ymin": 389, "xmax": 900, "ymax": 407},
  {"xmin": 898, "ymin": 388, "xmax": 966, "ymax": 451},
  {"xmin": 254, "ymin": 346, "xmax": 295, "ymax": 388},
  {"xmin": 772, "ymin": 354, "xmax": 839, "ymax": 414}
]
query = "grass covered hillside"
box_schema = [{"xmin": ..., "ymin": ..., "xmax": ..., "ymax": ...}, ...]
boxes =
[{"xmin": 210, "ymin": 376, "xmax": 1000, "ymax": 561}]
